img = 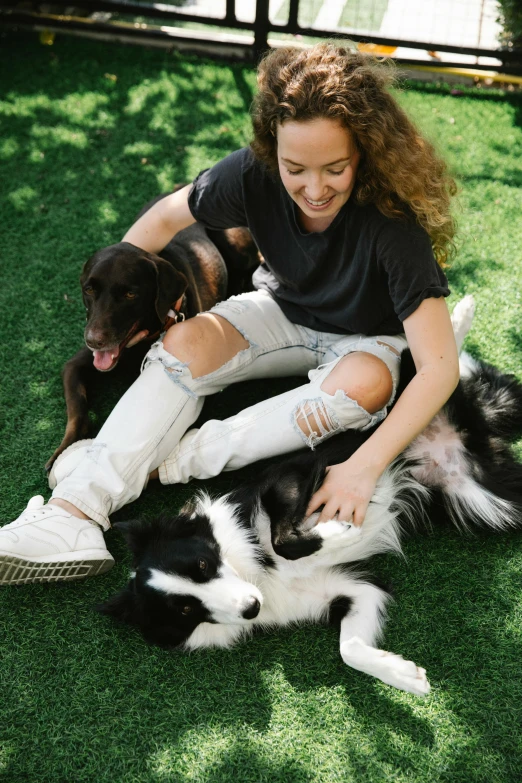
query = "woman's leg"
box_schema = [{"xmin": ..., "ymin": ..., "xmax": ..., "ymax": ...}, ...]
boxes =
[
  {"xmin": 0, "ymin": 292, "xmax": 318, "ymax": 583},
  {"xmin": 159, "ymin": 336, "xmax": 405, "ymax": 485},
  {"xmin": 49, "ymin": 314, "xmax": 249, "ymax": 527}
]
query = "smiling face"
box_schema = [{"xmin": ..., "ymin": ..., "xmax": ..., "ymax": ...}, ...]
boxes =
[{"xmin": 276, "ymin": 117, "xmax": 360, "ymax": 232}]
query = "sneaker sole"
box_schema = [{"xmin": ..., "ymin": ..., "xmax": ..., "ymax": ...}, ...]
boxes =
[{"xmin": 0, "ymin": 555, "xmax": 114, "ymax": 585}]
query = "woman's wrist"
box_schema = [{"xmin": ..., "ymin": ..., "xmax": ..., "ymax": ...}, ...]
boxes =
[{"xmin": 340, "ymin": 444, "xmax": 389, "ymax": 478}]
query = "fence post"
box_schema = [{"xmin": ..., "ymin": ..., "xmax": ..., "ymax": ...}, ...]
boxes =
[
  {"xmin": 225, "ymin": 0, "xmax": 236, "ymax": 24},
  {"xmin": 253, "ymin": 0, "xmax": 270, "ymax": 63}
]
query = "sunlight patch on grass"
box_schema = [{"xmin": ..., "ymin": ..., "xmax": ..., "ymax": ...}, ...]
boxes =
[
  {"xmin": 29, "ymin": 381, "xmax": 49, "ymax": 399},
  {"xmin": 150, "ymin": 729, "xmax": 235, "ymax": 780},
  {"xmin": 123, "ymin": 141, "xmax": 159, "ymax": 157},
  {"xmin": 0, "ymin": 744, "xmax": 14, "ymax": 771},
  {"xmin": 156, "ymin": 163, "xmax": 178, "ymax": 192},
  {"xmin": 0, "ymin": 137, "xmax": 19, "ymax": 159},
  {"xmin": 98, "ymin": 201, "xmax": 119, "ymax": 225},
  {"xmin": 31, "ymin": 125, "xmax": 89, "ymax": 149},
  {"xmin": 0, "ymin": 92, "xmax": 112, "ymax": 127},
  {"xmin": 8, "ymin": 186, "xmax": 38, "ymax": 210},
  {"xmin": 125, "ymin": 77, "xmax": 179, "ymax": 119},
  {"xmin": 23, "ymin": 339, "xmax": 47, "ymax": 354}
]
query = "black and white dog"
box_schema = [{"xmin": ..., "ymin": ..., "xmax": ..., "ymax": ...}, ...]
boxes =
[{"xmin": 99, "ymin": 298, "xmax": 522, "ymax": 695}]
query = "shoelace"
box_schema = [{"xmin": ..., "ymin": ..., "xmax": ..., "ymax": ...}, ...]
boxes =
[{"xmin": 8, "ymin": 504, "xmax": 60, "ymax": 529}]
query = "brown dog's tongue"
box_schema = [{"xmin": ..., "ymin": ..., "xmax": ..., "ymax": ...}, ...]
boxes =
[{"xmin": 93, "ymin": 348, "xmax": 119, "ymax": 371}]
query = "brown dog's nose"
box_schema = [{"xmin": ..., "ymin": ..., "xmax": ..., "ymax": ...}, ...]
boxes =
[{"xmin": 85, "ymin": 328, "xmax": 113, "ymax": 349}]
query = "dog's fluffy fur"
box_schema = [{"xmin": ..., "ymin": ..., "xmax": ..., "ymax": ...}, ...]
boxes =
[{"xmin": 99, "ymin": 299, "xmax": 522, "ymax": 695}]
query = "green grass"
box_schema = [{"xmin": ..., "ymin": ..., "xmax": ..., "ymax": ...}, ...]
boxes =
[{"xmin": 1, "ymin": 31, "xmax": 522, "ymax": 783}]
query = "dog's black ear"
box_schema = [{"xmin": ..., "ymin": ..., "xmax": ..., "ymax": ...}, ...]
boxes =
[
  {"xmin": 142, "ymin": 624, "xmax": 188, "ymax": 649},
  {"xmin": 152, "ymin": 258, "xmax": 188, "ymax": 323},
  {"xmin": 97, "ymin": 586, "xmax": 137, "ymax": 623},
  {"xmin": 113, "ymin": 519, "xmax": 155, "ymax": 559}
]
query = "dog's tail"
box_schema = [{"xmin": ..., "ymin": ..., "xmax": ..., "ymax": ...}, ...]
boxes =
[
  {"xmin": 410, "ymin": 355, "xmax": 522, "ymax": 533},
  {"xmin": 459, "ymin": 353, "xmax": 522, "ymax": 441},
  {"xmin": 438, "ymin": 468, "xmax": 522, "ymax": 533}
]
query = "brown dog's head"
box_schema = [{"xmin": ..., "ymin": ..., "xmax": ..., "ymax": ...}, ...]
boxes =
[{"xmin": 81, "ymin": 242, "xmax": 188, "ymax": 371}]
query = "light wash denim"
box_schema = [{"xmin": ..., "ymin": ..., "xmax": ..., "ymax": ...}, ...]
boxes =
[{"xmin": 51, "ymin": 290, "xmax": 406, "ymax": 529}]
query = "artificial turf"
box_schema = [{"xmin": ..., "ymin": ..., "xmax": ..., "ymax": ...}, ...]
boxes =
[{"xmin": 1, "ymin": 30, "xmax": 521, "ymax": 783}]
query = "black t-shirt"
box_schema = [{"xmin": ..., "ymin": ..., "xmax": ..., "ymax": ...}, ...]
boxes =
[{"xmin": 188, "ymin": 147, "xmax": 450, "ymax": 336}]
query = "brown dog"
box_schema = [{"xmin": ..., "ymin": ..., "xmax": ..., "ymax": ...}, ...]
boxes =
[{"xmin": 46, "ymin": 193, "xmax": 259, "ymax": 470}]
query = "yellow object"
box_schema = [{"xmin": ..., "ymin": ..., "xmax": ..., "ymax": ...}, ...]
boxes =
[
  {"xmin": 410, "ymin": 65, "xmax": 522, "ymax": 86},
  {"xmin": 358, "ymin": 43, "xmax": 397, "ymax": 56},
  {"xmin": 39, "ymin": 29, "xmax": 55, "ymax": 46}
]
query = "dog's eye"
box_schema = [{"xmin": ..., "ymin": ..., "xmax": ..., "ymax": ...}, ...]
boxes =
[
  {"xmin": 83, "ymin": 286, "xmax": 95, "ymax": 296},
  {"xmin": 181, "ymin": 605, "xmax": 192, "ymax": 615},
  {"xmin": 125, "ymin": 291, "xmax": 138, "ymax": 300},
  {"xmin": 198, "ymin": 558, "xmax": 207, "ymax": 573}
]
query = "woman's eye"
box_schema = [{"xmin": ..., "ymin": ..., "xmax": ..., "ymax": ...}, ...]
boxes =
[
  {"xmin": 328, "ymin": 169, "xmax": 346, "ymax": 176},
  {"xmin": 198, "ymin": 558, "xmax": 207, "ymax": 572},
  {"xmin": 287, "ymin": 169, "xmax": 303, "ymax": 176},
  {"xmin": 181, "ymin": 605, "xmax": 192, "ymax": 615},
  {"xmin": 125, "ymin": 292, "xmax": 138, "ymax": 300}
]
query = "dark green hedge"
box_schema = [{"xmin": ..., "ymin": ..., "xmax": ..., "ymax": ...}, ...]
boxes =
[{"xmin": 497, "ymin": 0, "xmax": 522, "ymax": 48}]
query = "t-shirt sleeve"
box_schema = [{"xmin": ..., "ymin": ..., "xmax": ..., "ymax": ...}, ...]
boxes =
[
  {"xmin": 188, "ymin": 148, "xmax": 249, "ymax": 229},
  {"xmin": 376, "ymin": 218, "xmax": 450, "ymax": 321}
]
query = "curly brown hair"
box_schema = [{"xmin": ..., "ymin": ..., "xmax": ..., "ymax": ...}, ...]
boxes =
[{"xmin": 250, "ymin": 43, "xmax": 457, "ymax": 265}]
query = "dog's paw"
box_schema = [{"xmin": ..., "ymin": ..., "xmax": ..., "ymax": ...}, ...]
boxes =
[
  {"xmin": 341, "ymin": 637, "xmax": 430, "ymax": 696},
  {"xmin": 451, "ymin": 295, "xmax": 475, "ymax": 352},
  {"xmin": 315, "ymin": 519, "xmax": 362, "ymax": 544}
]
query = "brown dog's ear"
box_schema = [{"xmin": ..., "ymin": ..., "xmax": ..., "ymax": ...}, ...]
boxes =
[
  {"xmin": 80, "ymin": 254, "xmax": 97, "ymax": 287},
  {"xmin": 151, "ymin": 257, "xmax": 188, "ymax": 323}
]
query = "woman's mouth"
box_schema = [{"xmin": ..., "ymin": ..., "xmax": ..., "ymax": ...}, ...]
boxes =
[{"xmin": 303, "ymin": 195, "xmax": 335, "ymax": 211}]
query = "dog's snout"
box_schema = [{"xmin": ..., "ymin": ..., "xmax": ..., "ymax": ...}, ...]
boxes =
[
  {"xmin": 241, "ymin": 596, "xmax": 261, "ymax": 620},
  {"xmin": 85, "ymin": 328, "xmax": 112, "ymax": 350}
]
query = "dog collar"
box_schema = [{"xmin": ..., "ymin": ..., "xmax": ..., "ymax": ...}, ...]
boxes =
[
  {"xmin": 148, "ymin": 295, "xmax": 186, "ymax": 341},
  {"xmin": 164, "ymin": 295, "xmax": 186, "ymax": 330}
]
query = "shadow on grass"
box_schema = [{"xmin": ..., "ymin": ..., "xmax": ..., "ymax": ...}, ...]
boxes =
[
  {"xmin": 446, "ymin": 255, "xmax": 505, "ymax": 292},
  {"xmin": 1, "ymin": 31, "xmax": 256, "ymax": 266},
  {"xmin": 507, "ymin": 327, "xmax": 522, "ymax": 355}
]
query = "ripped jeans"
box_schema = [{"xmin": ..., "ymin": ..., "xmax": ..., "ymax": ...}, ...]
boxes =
[{"xmin": 51, "ymin": 290, "xmax": 406, "ymax": 529}]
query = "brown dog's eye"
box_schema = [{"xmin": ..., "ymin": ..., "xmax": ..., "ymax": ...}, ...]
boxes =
[
  {"xmin": 182, "ymin": 605, "xmax": 192, "ymax": 615},
  {"xmin": 125, "ymin": 292, "xmax": 138, "ymax": 300},
  {"xmin": 83, "ymin": 286, "xmax": 95, "ymax": 296},
  {"xmin": 198, "ymin": 559, "xmax": 207, "ymax": 572}
]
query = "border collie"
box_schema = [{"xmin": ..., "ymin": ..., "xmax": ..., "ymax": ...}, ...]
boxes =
[{"xmin": 99, "ymin": 298, "xmax": 522, "ymax": 695}]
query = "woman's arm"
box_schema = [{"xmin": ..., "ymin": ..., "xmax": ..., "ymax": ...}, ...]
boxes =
[
  {"xmin": 122, "ymin": 184, "xmax": 196, "ymax": 253},
  {"xmin": 306, "ymin": 296, "xmax": 460, "ymax": 525}
]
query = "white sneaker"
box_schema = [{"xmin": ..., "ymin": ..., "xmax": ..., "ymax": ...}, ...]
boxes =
[{"xmin": 0, "ymin": 496, "xmax": 115, "ymax": 585}]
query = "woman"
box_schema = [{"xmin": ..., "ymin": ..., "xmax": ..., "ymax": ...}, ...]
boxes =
[{"xmin": 0, "ymin": 43, "xmax": 459, "ymax": 584}]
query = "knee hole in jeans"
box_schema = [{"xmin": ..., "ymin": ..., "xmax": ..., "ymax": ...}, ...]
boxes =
[
  {"xmin": 294, "ymin": 399, "xmax": 340, "ymax": 449},
  {"xmin": 161, "ymin": 315, "xmax": 250, "ymax": 379},
  {"xmin": 320, "ymin": 353, "xmax": 393, "ymax": 414}
]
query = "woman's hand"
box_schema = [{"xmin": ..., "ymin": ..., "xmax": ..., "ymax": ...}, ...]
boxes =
[{"xmin": 306, "ymin": 456, "xmax": 381, "ymax": 527}]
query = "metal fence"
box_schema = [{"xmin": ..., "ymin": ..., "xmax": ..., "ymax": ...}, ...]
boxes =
[{"xmin": 2, "ymin": 0, "xmax": 521, "ymax": 73}]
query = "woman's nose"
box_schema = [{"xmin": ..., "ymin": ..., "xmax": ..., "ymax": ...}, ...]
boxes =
[{"xmin": 304, "ymin": 174, "xmax": 327, "ymax": 200}]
